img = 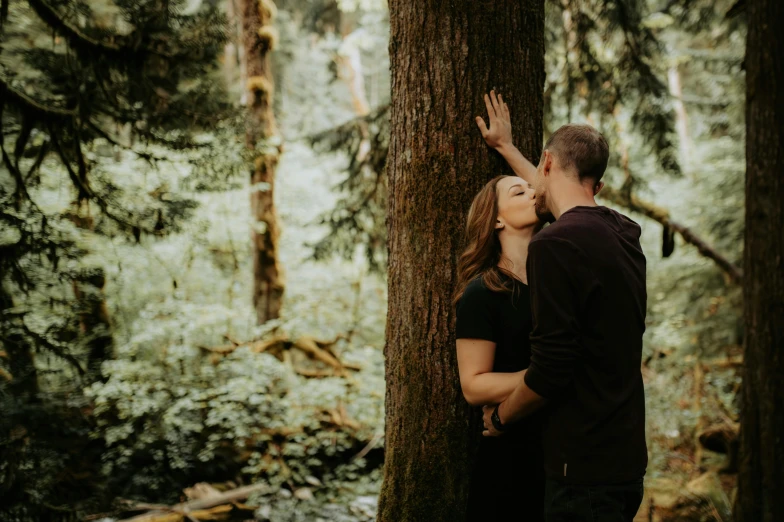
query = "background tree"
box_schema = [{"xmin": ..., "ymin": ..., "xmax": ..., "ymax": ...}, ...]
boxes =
[
  {"xmin": 736, "ymin": 0, "xmax": 784, "ymax": 520},
  {"xmin": 242, "ymin": 0, "xmax": 285, "ymax": 324},
  {"xmin": 378, "ymin": 1, "xmax": 545, "ymax": 520}
]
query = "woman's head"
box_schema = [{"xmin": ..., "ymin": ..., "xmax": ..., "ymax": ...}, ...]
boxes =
[
  {"xmin": 494, "ymin": 175, "xmax": 539, "ymax": 233},
  {"xmin": 453, "ymin": 175, "xmax": 538, "ymax": 305}
]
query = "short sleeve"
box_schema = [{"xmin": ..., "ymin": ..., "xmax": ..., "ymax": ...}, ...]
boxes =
[{"xmin": 455, "ymin": 279, "xmax": 497, "ymax": 341}]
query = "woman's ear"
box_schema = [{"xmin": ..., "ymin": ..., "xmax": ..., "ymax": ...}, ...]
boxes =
[{"xmin": 495, "ymin": 219, "xmax": 504, "ymax": 230}]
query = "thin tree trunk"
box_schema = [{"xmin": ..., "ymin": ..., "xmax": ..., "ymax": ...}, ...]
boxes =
[
  {"xmin": 379, "ymin": 2, "xmax": 544, "ymax": 520},
  {"xmin": 69, "ymin": 203, "xmax": 113, "ymax": 382},
  {"xmin": 338, "ymin": 29, "xmax": 371, "ymax": 162},
  {"xmin": 241, "ymin": 0, "xmax": 284, "ymax": 324},
  {"xmin": 74, "ymin": 268, "xmax": 113, "ymax": 381},
  {"xmin": 667, "ymin": 65, "xmax": 691, "ymax": 171},
  {"xmin": 736, "ymin": 0, "xmax": 784, "ymax": 520}
]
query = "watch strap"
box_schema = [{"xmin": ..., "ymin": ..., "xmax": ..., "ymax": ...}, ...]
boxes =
[{"xmin": 491, "ymin": 404, "xmax": 507, "ymax": 432}]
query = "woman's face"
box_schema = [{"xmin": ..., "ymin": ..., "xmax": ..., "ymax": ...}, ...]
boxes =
[{"xmin": 495, "ymin": 176, "xmax": 539, "ymax": 232}]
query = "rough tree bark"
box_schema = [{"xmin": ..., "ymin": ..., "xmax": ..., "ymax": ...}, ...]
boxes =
[
  {"xmin": 736, "ymin": 0, "xmax": 784, "ymax": 520},
  {"xmin": 378, "ymin": 2, "xmax": 544, "ymax": 520},
  {"xmin": 241, "ymin": 0, "xmax": 284, "ymax": 324}
]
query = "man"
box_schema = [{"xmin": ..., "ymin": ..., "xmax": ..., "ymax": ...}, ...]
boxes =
[{"xmin": 477, "ymin": 91, "xmax": 648, "ymax": 521}]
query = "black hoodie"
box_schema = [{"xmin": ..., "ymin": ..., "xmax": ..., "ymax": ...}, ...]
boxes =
[{"xmin": 524, "ymin": 205, "xmax": 648, "ymax": 484}]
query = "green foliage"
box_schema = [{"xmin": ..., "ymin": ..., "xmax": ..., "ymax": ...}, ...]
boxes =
[
  {"xmin": 309, "ymin": 105, "xmax": 388, "ymax": 273},
  {"xmin": 0, "ymin": 0, "xmax": 242, "ymax": 517},
  {"xmin": 544, "ymin": 0, "xmax": 681, "ymax": 174},
  {"xmin": 87, "ymin": 319, "xmax": 384, "ymax": 501}
]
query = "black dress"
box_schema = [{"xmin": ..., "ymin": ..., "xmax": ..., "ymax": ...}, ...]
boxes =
[{"xmin": 456, "ymin": 273, "xmax": 545, "ymax": 521}]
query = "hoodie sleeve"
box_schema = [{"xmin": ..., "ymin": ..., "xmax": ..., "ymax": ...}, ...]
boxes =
[{"xmin": 524, "ymin": 237, "xmax": 596, "ymax": 398}]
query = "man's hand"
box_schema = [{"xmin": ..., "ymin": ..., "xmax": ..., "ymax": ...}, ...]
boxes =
[
  {"xmin": 476, "ymin": 90, "xmax": 513, "ymax": 151},
  {"xmin": 482, "ymin": 404, "xmax": 504, "ymax": 437}
]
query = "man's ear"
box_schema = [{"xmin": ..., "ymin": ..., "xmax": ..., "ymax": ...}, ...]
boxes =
[
  {"xmin": 594, "ymin": 181, "xmax": 604, "ymax": 195},
  {"xmin": 542, "ymin": 150, "xmax": 552, "ymax": 177}
]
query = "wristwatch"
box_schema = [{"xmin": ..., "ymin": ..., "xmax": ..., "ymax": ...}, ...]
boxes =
[{"xmin": 491, "ymin": 404, "xmax": 508, "ymax": 432}]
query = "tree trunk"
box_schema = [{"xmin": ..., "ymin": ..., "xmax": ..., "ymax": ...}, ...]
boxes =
[
  {"xmin": 241, "ymin": 0, "xmax": 284, "ymax": 324},
  {"xmin": 667, "ymin": 65, "xmax": 691, "ymax": 171},
  {"xmin": 379, "ymin": 2, "xmax": 544, "ymax": 520},
  {"xmin": 736, "ymin": 0, "xmax": 784, "ymax": 520},
  {"xmin": 69, "ymin": 204, "xmax": 114, "ymax": 382},
  {"xmin": 73, "ymin": 268, "xmax": 113, "ymax": 382}
]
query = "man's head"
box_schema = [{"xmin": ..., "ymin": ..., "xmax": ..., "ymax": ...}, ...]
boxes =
[{"xmin": 533, "ymin": 124, "xmax": 609, "ymax": 219}]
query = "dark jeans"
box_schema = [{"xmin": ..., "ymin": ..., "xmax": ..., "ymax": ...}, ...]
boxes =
[{"xmin": 544, "ymin": 477, "xmax": 644, "ymax": 522}]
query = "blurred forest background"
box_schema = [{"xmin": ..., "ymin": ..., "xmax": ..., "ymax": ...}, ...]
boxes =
[{"xmin": 0, "ymin": 0, "xmax": 767, "ymax": 521}]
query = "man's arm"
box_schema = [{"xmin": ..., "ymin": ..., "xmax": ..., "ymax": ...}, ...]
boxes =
[
  {"xmin": 475, "ymin": 90, "xmax": 537, "ymax": 184},
  {"xmin": 482, "ymin": 238, "xmax": 591, "ymax": 436},
  {"xmin": 482, "ymin": 369, "xmax": 545, "ymax": 436}
]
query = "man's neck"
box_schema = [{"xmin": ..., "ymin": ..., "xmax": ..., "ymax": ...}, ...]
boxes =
[{"xmin": 549, "ymin": 181, "xmax": 598, "ymax": 220}]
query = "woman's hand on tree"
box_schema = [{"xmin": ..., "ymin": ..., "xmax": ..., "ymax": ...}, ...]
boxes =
[{"xmin": 476, "ymin": 90, "xmax": 513, "ymax": 151}]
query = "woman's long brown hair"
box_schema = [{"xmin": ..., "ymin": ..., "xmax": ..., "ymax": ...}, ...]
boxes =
[{"xmin": 453, "ymin": 175, "xmax": 519, "ymax": 306}]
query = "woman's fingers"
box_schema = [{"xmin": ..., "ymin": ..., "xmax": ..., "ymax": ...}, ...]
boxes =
[
  {"xmin": 497, "ymin": 94, "xmax": 509, "ymax": 118},
  {"xmin": 491, "ymin": 90, "xmax": 502, "ymax": 115},
  {"xmin": 497, "ymin": 93, "xmax": 510, "ymax": 122},
  {"xmin": 476, "ymin": 116, "xmax": 489, "ymax": 137},
  {"xmin": 483, "ymin": 93, "xmax": 496, "ymax": 119}
]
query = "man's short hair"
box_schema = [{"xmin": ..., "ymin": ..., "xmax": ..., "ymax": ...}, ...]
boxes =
[{"xmin": 544, "ymin": 124, "xmax": 609, "ymax": 183}]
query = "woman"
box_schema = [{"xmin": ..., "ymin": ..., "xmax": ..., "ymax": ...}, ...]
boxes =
[{"xmin": 454, "ymin": 91, "xmax": 545, "ymax": 520}]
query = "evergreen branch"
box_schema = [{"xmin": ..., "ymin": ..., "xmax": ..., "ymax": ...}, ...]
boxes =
[
  {"xmin": 26, "ymin": 0, "xmax": 125, "ymax": 55},
  {"xmin": 47, "ymin": 124, "xmax": 155, "ymax": 235},
  {"xmin": 25, "ymin": 0, "xmax": 189, "ymax": 61},
  {"xmin": 24, "ymin": 139, "xmax": 50, "ymax": 184},
  {"xmin": 47, "ymin": 123, "xmax": 93, "ymax": 201},
  {"xmin": 0, "ymin": 79, "xmax": 77, "ymax": 119},
  {"xmin": 599, "ymin": 185, "xmax": 743, "ymax": 284},
  {"xmin": 0, "ymin": 143, "xmax": 31, "ymax": 202},
  {"xmin": 0, "ymin": 102, "xmax": 32, "ymax": 203},
  {"xmin": 86, "ymin": 120, "xmax": 169, "ymax": 163},
  {"xmin": 13, "ymin": 317, "xmax": 86, "ymax": 375}
]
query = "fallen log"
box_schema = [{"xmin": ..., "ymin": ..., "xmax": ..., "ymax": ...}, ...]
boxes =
[
  {"xmin": 200, "ymin": 332, "xmax": 359, "ymax": 378},
  {"xmin": 119, "ymin": 483, "xmax": 269, "ymax": 522}
]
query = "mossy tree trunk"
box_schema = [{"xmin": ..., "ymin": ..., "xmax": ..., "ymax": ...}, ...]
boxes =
[
  {"xmin": 378, "ymin": 1, "xmax": 545, "ymax": 520},
  {"xmin": 736, "ymin": 0, "xmax": 784, "ymax": 520},
  {"xmin": 241, "ymin": 0, "xmax": 284, "ymax": 324}
]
